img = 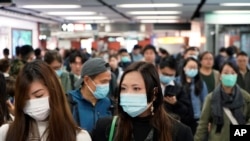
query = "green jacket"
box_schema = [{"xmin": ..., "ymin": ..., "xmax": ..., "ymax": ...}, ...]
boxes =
[
  {"xmin": 59, "ymin": 71, "xmax": 73, "ymax": 93},
  {"xmin": 194, "ymin": 89, "xmax": 250, "ymax": 141},
  {"xmin": 237, "ymin": 70, "xmax": 250, "ymax": 94}
]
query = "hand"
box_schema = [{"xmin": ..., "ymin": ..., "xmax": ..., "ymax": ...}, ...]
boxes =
[
  {"xmin": 6, "ymin": 100, "xmax": 15, "ymax": 116},
  {"xmin": 164, "ymin": 96, "xmax": 177, "ymax": 105}
]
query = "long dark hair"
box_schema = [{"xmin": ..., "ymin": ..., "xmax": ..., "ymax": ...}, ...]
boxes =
[
  {"xmin": 0, "ymin": 73, "xmax": 11, "ymax": 126},
  {"xmin": 181, "ymin": 57, "xmax": 203, "ymax": 96},
  {"xmin": 115, "ymin": 61, "xmax": 173, "ymax": 141},
  {"xmin": 6, "ymin": 60, "xmax": 79, "ymax": 141}
]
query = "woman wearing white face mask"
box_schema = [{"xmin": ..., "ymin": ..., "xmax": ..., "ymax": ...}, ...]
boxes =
[
  {"xmin": 92, "ymin": 62, "xmax": 193, "ymax": 141},
  {"xmin": 180, "ymin": 57, "xmax": 208, "ymax": 135},
  {"xmin": 0, "ymin": 61, "xmax": 91, "ymax": 141}
]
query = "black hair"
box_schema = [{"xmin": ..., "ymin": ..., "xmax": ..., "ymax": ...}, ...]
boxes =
[
  {"xmin": 199, "ymin": 51, "xmax": 213, "ymax": 61},
  {"xmin": 219, "ymin": 47, "xmax": 226, "ymax": 52},
  {"xmin": 109, "ymin": 54, "xmax": 119, "ymax": 60},
  {"xmin": 226, "ymin": 46, "xmax": 235, "ymax": 56},
  {"xmin": 143, "ymin": 44, "xmax": 157, "ymax": 55},
  {"xmin": 44, "ymin": 50, "xmax": 62, "ymax": 64},
  {"xmin": 159, "ymin": 56, "xmax": 177, "ymax": 70},
  {"xmin": 3, "ymin": 48, "xmax": 9, "ymax": 56},
  {"xmin": 118, "ymin": 48, "xmax": 128, "ymax": 55},
  {"xmin": 133, "ymin": 45, "xmax": 141, "ymax": 50},
  {"xmin": 15, "ymin": 46, "xmax": 20, "ymax": 56},
  {"xmin": 181, "ymin": 57, "xmax": 203, "ymax": 96},
  {"xmin": 219, "ymin": 61, "xmax": 239, "ymax": 74},
  {"xmin": 184, "ymin": 47, "xmax": 197, "ymax": 55},
  {"xmin": 69, "ymin": 50, "xmax": 86, "ymax": 64},
  {"xmin": 20, "ymin": 45, "xmax": 34, "ymax": 61},
  {"xmin": 34, "ymin": 48, "xmax": 41, "ymax": 57},
  {"xmin": 237, "ymin": 51, "xmax": 248, "ymax": 57},
  {"xmin": 159, "ymin": 48, "xmax": 169, "ymax": 55},
  {"xmin": 0, "ymin": 59, "xmax": 10, "ymax": 73}
]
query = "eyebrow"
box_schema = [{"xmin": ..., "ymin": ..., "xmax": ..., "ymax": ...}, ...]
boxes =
[{"xmin": 31, "ymin": 89, "xmax": 44, "ymax": 95}]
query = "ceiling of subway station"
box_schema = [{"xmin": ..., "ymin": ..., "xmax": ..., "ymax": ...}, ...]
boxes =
[{"xmin": 1, "ymin": 0, "xmax": 250, "ymax": 23}]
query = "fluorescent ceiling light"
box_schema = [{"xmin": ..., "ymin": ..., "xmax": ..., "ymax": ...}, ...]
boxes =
[
  {"xmin": 77, "ymin": 20, "xmax": 113, "ymax": 23},
  {"xmin": 213, "ymin": 10, "xmax": 250, "ymax": 14},
  {"xmin": 22, "ymin": 5, "xmax": 81, "ymax": 9},
  {"xmin": 117, "ymin": 3, "xmax": 182, "ymax": 8},
  {"xmin": 135, "ymin": 16, "xmax": 179, "ymax": 19},
  {"xmin": 220, "ymin": 3, "xmax": 250, "ymax": 6},
  {"xmin": 47, "ymin": 12, "xmax": 96, "ymax": 15},
  {"xmin": 128, "ymin": 11, "xmax": 181, "ymax": 15},
  {"xmin": 65, "ymin": 16, "xmax": 107, "ymax": 20},
  {"xmin": 140, "ymin": 20, "xmax": 179, "ymax": 23}
]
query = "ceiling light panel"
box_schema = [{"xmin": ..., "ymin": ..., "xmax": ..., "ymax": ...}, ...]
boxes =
[
  {"xmin": 22, "ymin": 5, "xmax": 81, "ymax": 9},
  {"xmin": 47, "ymin": 12, "xmax": 96, "ymax": 15},
  {"xmin": 128, "ymin": 11, "xmax": 181, "ymax": 15},
  {"xmin": 135, "ymin": 16, "xmax": 179, "ymax": 19},
  {"xmin": 140, "ymin": 20, "xmax": 179, "ymax": 23},
  {"xmin": 65, "ymin": 16, "xmax": 107, "ymax": 20},
  {"xmin": 117, "ymin": 3, "xmax": 182, "ymax": 8},
  {"xmin": 220, "ymin": 3, "xmax": 250, "ymax": 6},
  {"xmin": 213, "ymin": 10, "xmax": 250, "ymax": 14}
]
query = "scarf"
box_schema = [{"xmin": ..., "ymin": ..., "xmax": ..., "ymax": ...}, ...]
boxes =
[
  {"xmin": 211, "ymin": 84, "xmax": 246, "ymax": 133},
  {"xmin": 28, "ymin": 120, "xmax": 41, "ymax": 141}
]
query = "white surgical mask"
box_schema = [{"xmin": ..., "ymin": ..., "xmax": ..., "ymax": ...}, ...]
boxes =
[{"xmin": 23, "ymin": 97, "xmax": 50, "ymax": 121}]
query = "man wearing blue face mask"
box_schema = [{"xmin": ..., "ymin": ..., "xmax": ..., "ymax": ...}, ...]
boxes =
[
  {"xmin": 159, "ymin": 56, "xmax": 190, "ymax": 121},
  {"xmin": 67, "ymin": 58, "xmax": 112, "ymax": 133}
]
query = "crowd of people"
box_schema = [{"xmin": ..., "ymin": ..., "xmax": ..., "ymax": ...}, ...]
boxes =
[{"xmin": 0, "ymin": 44, "xmax": 249, "ymax": 141}]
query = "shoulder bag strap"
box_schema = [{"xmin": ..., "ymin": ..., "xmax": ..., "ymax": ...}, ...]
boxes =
[
  {"xmin": 108, "ymin": 116, "xmax": 118, "ymax": 141},
  {"xmin": 223, "ymin": 107, "xmax": 239, "ymax": 125}
]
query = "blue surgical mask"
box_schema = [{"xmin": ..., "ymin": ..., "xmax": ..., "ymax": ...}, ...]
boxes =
[
  {"xmin": 185, "ymin": 69, "xmax": 198, "ymax": 78},
  {"xmin": 189, "ymin": 55, "xmax": 198, "ymax": 60},
  {"xmin": 120, "ymin": 94, "xmax": 151, "ymax": 117},
  {"xmin": 121, "ymin": 56, "xmax": 131, "ymax": 63},
  {"xmin": 55, "ymin": 69, "xmax": 63, "ymax": 77},
  {"xmin": 221, "ymin": 74, "xmax": 237, "ymax": 87},
  {"xmin": 87, "ymin": 79, "xmax": 110, "ymax": 99},
  {"xmin": 160, "ymin": 75, "xmax": 175, "ymax": 84}
]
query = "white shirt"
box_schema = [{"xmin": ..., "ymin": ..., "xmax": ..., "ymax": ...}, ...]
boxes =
[{"xmin": 0, "ymin": 121, "xmax": 92, "ymax": 141}]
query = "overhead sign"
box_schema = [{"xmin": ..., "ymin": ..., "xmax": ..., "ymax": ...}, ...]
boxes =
[{"xmin": 61, "ymin": 23, "xmax": 96, "ymax": 32}]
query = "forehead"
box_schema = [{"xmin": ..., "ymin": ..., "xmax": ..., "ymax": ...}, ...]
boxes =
[
  {"xmin": 75, "ymin": 56, "xmax": 82, "ymax": 62},
  {"xmin": 202, "ymin": 53, "xmax": 213, "ymax": 58},
  {"xmin": 237, "ymin": 55, "xmax": 248, "ymax": 59},
  {"xmin": 185, "ymin": 60, "xmax": 198, "ymax": 67},
  {"xmin": 28, "ymin": 81, "xmax": 46, "ymax": 92},
  {"xmin": 222, "ymin": 64, "xmax": 235, "ymax": 72},
  {"xmin": 93, "ymin": 70, "xmax": 111, "ymax": 79},
  {"xmin": 122, "ymin": 71, "xmax": 145, "ymax": 85},
  {"xmin": 160, "ymin": 66, "xmax": 176, "ymax": 73},
  {"xmin": 144, "ymin": 49, "xmax": 155, "ymax": 54}
]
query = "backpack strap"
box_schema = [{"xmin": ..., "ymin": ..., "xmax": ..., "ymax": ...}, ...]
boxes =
[
  {"xmin": 69, "ymin": 73, "xmax": 75, "ymax": 90},
  {"xmin": 108, "ymin": 116, "xmax": 118, "ymax": 141}
]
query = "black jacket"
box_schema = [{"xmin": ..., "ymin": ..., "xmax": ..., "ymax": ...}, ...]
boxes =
[{"xmin": 91, "ymin": 116, "xmax": 194, "ymax": 141}]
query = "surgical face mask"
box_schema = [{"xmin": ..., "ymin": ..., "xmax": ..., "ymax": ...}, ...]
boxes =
[
  {"xmin": 221, "ymin": 74, "xmax": 237, "ymax": 87},
  {"xmin": 160, "ymin": 74, "xmax": 175, "ymax": 84},
  {"xmin": 55, "ymin": 69, "xmax": 63, "ymax": 77},
  {"xmin": 23, "ymin": 97, "xmax": 50, "ymax": 121},
  {"xmin": 185, "ymin": 69, "xmax": 198, "ymax": 78},
  {"xmin": 121, "ymin": 56, "xmax": 131, "ymax": 63},
  {"xmin": 189, "ymin": 55, "xmax": 198, "ymax": 60},
  {"xmin": 87, "ymin": 79, "xmax": 110, "ymax": 99},
  {"xmin": 120, "ymin": 94, "xmax": 151, "ymax": 117}
]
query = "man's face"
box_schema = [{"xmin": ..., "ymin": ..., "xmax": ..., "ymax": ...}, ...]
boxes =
[
  {"xmin": 237, "ymin": 55, "xmax": 248, "ymax": 70},
  {"xmin": 184, "ymin": 50, "xmax": 198, "ymax": 59},
  {"xmin": 70, "ymin": 57, "xmax": 83, "ymax": 76},
  {"xmin": 144, "ymin": 49, "xmax": 156, "ymax": 64}
]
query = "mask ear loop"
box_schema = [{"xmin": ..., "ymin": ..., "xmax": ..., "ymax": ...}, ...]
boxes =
[{"xmin": 151, "ymin": 87, "xmax": 158, "ymax": 116}]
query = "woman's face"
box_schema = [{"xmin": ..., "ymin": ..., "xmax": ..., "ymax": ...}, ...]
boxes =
[
  {"xmin": 201, "ymin": 53, "xmax": 214, "ymax": 68},
  {"xmin": 121, "ymin": 71, "xmax": 146, "ymax": 95},
  {"xmin": 221, "ymin": 64, "xmax": 236, "ymax": 75},
  {"xmin": 28, "ymin": 81, "xmax": 49, "ymax": 99},
  {"xmin": 184, "ymin": 60, "xmax": 198, "ymax": 71}
]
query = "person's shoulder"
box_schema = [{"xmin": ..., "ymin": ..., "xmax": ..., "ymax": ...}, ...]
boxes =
[
  {"xmin": 240, "ymin": 89, "xmax": 250, "ymax": 102},
  {"xmin": 0, "ymin": 124, "xmax": 10, "ymax": 140},
  {"xmin": 172, "ymin": 120, "xmax": 193, "ymax": 141},
  {"xmin": 76, "ymin": 129, "xmax": 92, "ymax": 141}
]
